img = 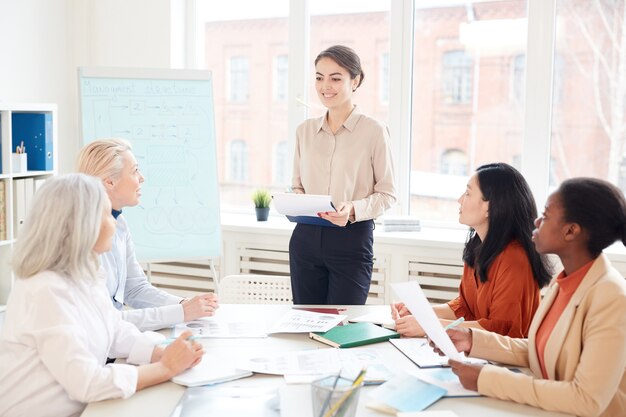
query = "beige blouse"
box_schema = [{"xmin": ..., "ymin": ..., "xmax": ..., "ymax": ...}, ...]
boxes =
[{"xmin": 292, "ymin": 106, "xmax": 397, "ymax": 222}]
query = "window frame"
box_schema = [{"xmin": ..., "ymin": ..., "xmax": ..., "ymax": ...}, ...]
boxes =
[{"xmin": 187, "ymin": 0, "xmax": 558, "ymax": 219}]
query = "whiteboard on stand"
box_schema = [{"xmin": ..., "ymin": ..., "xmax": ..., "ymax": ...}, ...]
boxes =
[{"xmin": 78, "ymin": 67, "xmax": 221, "ymax": 262}]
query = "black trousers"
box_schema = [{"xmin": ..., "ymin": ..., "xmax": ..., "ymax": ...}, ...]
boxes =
[{"xmin": 289, "ymin": 220, "xmax": 374, "ymax": 305}]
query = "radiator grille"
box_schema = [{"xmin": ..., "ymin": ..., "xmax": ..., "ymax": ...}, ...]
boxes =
[
  {"xmin": 143, "ymin": 259, "xmax": 218, "ymax": 298},
  {"xmin": 408, "ymin": 258, "xmax": 463, "ymax": 304},
  {"xmin": 238, "ymin": 244, "xmax": 388, "ymax": 304}
]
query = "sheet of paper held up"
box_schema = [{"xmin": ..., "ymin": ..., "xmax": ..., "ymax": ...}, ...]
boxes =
[
  {"xmin": 272, "ymin": 192, "xmax": 335, "ymax": 216},
  {"xmin": 391, "ymin": 282, "xmax": 463, "ymax": 361}
]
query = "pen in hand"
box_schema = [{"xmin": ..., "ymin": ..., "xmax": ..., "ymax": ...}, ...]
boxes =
[{"xmin": 443, "ymin": 316, "xmax": 465, "ymax": 331}]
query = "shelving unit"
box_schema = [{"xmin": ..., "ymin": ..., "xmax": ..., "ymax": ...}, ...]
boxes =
[{"xmin": 0, "ymin": 103, "xmax": 58, "ymax": 305}]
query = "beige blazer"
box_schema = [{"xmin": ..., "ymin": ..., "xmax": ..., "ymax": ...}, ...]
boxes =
[{"xmin": 470, "ymin": 254, "xmax": 626, "ymax": 417}]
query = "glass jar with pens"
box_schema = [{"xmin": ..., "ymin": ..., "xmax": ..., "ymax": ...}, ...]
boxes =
[
  {"xmin": 12, "ymin": 141, "xmax": 27, "ymax": 173},
  {"xmin": 311, "ymin": 368, "xmax": 366, "ymax": 417}
]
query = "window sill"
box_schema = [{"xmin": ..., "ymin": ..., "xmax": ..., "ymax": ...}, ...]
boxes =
[
  {"xmin": 221, "ymin": 212, "xmax": 467, "ymax": 249},
  {"xmin": 220, "ymin": 212, "xmax": 626, "ymax": 259}
]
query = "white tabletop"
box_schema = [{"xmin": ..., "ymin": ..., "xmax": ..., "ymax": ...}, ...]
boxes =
[{"xmin": 81, "ymin": 305, "xmax": 573, "ymax": 417}]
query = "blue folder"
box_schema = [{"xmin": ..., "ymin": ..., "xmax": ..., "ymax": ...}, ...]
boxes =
[
  {"xmin": 11, "ymin": 113, "xmax": 53, "ymax": 171},
  {"xmin": 285, "ymin": 215, "xmax": 339, "ymax": 227}
]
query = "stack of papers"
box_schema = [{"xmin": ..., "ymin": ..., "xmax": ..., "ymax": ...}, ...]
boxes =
[
  {"xmin": 382, "ymin": 216, "xmax": 421, "ymax": 232},
  {"xmin": 238, "ymin": 346, "xmax": 399, "ymax": 385},
  {"xmin": 171, "ymin": 353, "xmax": 253, "ymax": 387},
  {"xmin": 172, "ymin": 308, "xmax": 346, "ymax": 338},
  {"xmin": 349, "ymin": 310, "xmax": 396, "ymax": 330}
]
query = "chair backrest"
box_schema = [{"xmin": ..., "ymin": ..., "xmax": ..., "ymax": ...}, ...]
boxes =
[{"xmin": 218, "ymin": 274, "xmax": 293, "ymax": 304}]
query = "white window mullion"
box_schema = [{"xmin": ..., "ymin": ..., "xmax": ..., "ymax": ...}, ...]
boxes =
[
  {"xmin": 388, "ymin": 0, "xmax": 414, "ymax": 215},
  {"xmin": 287, "ymin": 0, "xmax": 309, "ymax": 178},
  {"xmin": 523, "ymin": 0, "xmax": 557, "ymax": 208}
]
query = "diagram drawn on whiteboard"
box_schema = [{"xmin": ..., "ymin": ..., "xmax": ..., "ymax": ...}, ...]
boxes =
[{"xmin": 79, "ymin": 69, "xmax": 221, "ymax": 262}]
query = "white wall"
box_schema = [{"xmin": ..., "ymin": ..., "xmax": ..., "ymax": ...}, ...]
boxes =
[
  {"xmin": 0, "ymin": 0, "xmax": 172, "ymax": 174},
  {"xmin": 0, "ymin": 0, "xmax": 173, "ymax": 302},
  {"xmin": 0, "ymin": 0, "xmax": 71, "ymax": 168}
]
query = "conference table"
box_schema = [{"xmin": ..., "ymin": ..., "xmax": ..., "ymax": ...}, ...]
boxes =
[{"xmin": 82, "ymin": 304, "xmax": 573, "ymax": 417}]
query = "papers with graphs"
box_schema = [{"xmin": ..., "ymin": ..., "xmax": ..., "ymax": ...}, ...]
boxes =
[{"xmin": 173, "ymin": 308, "xmax": 346, "ymax": 338}]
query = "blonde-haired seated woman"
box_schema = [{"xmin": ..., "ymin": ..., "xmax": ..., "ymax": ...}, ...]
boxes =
[
  {"xmin": 0, "ymin": 174, "xmax": 203, "ymax": 417},
  {"xmin": 77, "ymin": 139, "xmax": 218, "ymax": 331}
]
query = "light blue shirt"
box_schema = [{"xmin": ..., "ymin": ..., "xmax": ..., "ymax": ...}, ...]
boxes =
[{"xmin": 100, "ymin": 213, "xmax": 184, "ymax": 331}]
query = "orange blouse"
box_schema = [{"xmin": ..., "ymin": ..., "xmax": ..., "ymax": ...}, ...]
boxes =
[{"xmin": 448, "ymin": 241, "xmax": 541, "ymax": 337}]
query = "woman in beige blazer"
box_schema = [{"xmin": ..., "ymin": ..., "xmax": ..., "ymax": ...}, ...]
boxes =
[{"xmin": 443, "ymin": 177, "xmax": 626, "ymax": 417}]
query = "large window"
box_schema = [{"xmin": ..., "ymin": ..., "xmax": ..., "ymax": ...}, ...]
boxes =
[
  {"xmin": 551, "ymin": 1, "xmax": 626, "ymax": 192},
  {"xmin": 197, "ymin": 0, "xmax": 289, "ymax": 209},
  {"xmin": 409, "ymin": 1, "xmax": 527, "ymax": 220},
  {"xmin": 191, "ymin": 0, "xmax": 624, "ymax": 222},
  {"xmin": 308, "ymin": 1, "xmax": 391, "ymax": 121}
]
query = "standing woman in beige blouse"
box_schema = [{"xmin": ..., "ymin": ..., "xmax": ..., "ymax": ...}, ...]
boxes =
[{"xmin": 290, "ymin": 45, "xmax": 396, "ymax": 305}]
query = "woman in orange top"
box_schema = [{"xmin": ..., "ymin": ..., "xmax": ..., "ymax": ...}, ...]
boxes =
[
  {"xmin": 393, "ymin": 163, "xmax": 552, "ymax": 337},
  {"xmin": 445, "ymin": 178, "xmax": 626, "ymax": 417}
]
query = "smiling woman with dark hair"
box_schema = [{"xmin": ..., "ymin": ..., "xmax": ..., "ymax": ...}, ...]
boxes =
[
  {"xmin": 393, "ymin": 163, "xmax": 552, "ymax": 338},
  {"xmin": 289, "ymin": 45, "xmax": 396, "ymax": 305}
]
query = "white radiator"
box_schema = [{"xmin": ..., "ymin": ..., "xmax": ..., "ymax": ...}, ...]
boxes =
[
  {"xmin": 238, "ymin": 244, "xmax": 388, "ymax": 304},
  {"xmin": 408, "ymin": 257, "xmax": 463, "ymax": 304},
  {"xmin": 143, "ymin": 259, "xmax": 219, "ymax": 298}
]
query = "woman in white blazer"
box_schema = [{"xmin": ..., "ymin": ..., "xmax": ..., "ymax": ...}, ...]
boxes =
[
  {"xmin": 443, "ymin": 177, "xmax": 626, "ymax": 417},
  {"xmin": 0, "ymin": 174, "xmax": 203, "ymax": 417}
]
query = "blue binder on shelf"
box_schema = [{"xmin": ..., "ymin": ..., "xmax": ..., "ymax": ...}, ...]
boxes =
[{"xmin": 11, "ymin": 113, "xmax": 53, "ymax": 171}]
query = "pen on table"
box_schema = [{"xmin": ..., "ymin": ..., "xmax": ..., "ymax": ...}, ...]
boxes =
[
  {"xmin": 322, "ymin": 367, "xmax": 367, "ymax": 417},
  {"xmin": 443, "ymin": 317, "xmax": 465, "ymax": 331},
  {"xmin": 160, "ymin": 335, "xmax": 199, "ymax": 345}
]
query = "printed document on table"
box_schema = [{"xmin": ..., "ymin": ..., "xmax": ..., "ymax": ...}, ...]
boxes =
[
  {"xmin": 272, "ymin": 193, "xmax": 335, "ymax": 216},
  {"xmin": 268, "ymin": 308, "xmax": 346, "ymax": 333},
  {"xmin": 391, "ymin": 282, "xmax": 463, "ymax": 361},
  {"xmin": 172, "ymin": 318, "xmax": 267, "ymax": 338},
  {"xmin": 283, "ymin": 347, "xmax": 400, "ymax": 384},
  {"xmin": 238, "ymin": 349, "xmax": 342, "ymax": 376}
]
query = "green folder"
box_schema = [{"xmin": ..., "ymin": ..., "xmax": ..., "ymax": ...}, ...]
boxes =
[{"xmin": 310, "ymin": 322, "xmax": 400, "ymax": 348}]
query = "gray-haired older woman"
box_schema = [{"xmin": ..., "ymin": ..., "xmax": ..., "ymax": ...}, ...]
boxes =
[{"xmin": 0, "ymin": 174, "xmax": 203, "ymax": 417}]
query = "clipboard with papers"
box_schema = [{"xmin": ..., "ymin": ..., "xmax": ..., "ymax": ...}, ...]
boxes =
[{"xmin": 272, "ymin": 192, "xmax": 338, "ymax": 227}]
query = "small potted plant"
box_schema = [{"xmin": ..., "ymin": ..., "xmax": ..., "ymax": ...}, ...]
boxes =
[{"xmin": 252, "ymin": 189, "xmax": 272, "ymax": 221}]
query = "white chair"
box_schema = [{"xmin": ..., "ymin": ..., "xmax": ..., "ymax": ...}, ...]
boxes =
[{"xmin": 218, "ymin": 274, "xmax": 293, "ymax": 304}]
